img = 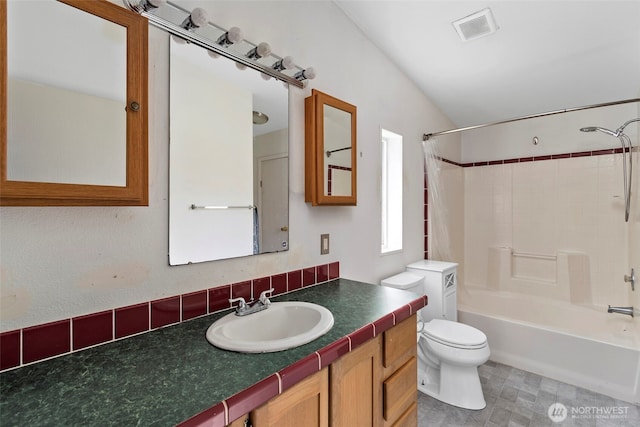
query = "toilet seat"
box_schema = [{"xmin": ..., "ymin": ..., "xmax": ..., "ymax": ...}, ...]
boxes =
[{"xmin": 423, "ymin": 319, "xmax": 487, "ymax": 350}]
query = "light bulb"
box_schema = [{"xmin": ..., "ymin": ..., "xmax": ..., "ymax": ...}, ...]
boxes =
[
  {"xmin": 189, "ymin": 8, "xmax": 208, "ymax": 27},
  {"xmin": 236, "ymin": 63, "xmax": 247, "ymax": 71},
  {"xmin": 261, "ymin": 73, "xmax": 272, "ymax": 81},
  {"xmin": 272, "ymin": 56, "xmax": 295, "ymax": 71},
  {"xmin": 140, "ymin": 0, "xmax": 165, "ymax": 12},
  {"xmin": 171, "ymin": 35, "xmax": 187, "ymax": 45},
  {"xmin": 207, "ymin": 50, "xmax": 220, "ymax": 59},
  {"xmin": 180, "ymin": 7, "xmax": 208, "ymax": 31},
  {"xmin": 294, "ymin": 67, "xmax": 316, "ymax": 81},
  {"xmin": 247, "ymin": 42, "xmax": 272, "ymax": 60},
  {"xmin": 217, "ymin": 26, "xmax": 244, "ymax": 46}
]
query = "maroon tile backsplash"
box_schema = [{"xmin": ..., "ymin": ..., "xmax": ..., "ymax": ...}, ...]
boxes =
[
  {"xmin": 23, "ymin": 320, "xmax": 70, "ymax": 364},
  {"xmin": 115, "ymin": 303, "xmax": 150, "ymax": 339},
  {"xmin": 271, "ymin": 273, "xmax": 287, "ymax": 295},
  {"xmin": 252, "ymin": 276, "xmax": 271, "ymax": 299},
  {"xmin": 73, "ymin": 311, "xmax": 113, "ymax": 351},
  {"xmin": 182, "ymin": 290, "xmax": 207, "ymax": 321},
  {"xmin": 302, "ymin": 266, "xmax": 316, "ymax": 286},
  {"xmin": 151, "ymin": 296, "xmax": 181, "ymax": 329},
  {"xmin": 231, "ymin": 280, "xmax": 252, "ymax": 302},
  {"xmin": 0, "ymin": 330, "xmax": 20, "ymax": 371},
  {"xmin": 208, "ymin": 285, "xmax": 231, "ymax": 313},
  {"xmin": 287, "ymin": 270, "xmax": 302, "ymax": 291},
  {"xmin": 1, "ymin": 262, "xmax": 339, "ymax": 372}
]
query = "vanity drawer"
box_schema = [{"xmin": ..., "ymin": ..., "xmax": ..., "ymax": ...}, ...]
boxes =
[
  {"xmin": 383, "ymin": 315, "xmax": 416, "ymax": 369},
  {"xmin": 392, "ymin": 402, "xmax": 417, "ymax": 427},
  {"xmin": 383, "ymin": 356, "xmax": 417, "ymax": 422}
]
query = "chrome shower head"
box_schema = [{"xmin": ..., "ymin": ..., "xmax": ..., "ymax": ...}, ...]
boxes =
[{"xmin": 580, "ymin": 126, "xmax": 618, "ymax": 137}]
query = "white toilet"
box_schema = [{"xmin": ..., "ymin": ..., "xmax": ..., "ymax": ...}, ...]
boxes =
[{"xmin": 381, "ymin": 260, "xmax": 490, "ymax": 410}]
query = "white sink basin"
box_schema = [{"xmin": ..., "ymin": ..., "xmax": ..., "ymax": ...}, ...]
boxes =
[{"xmin": 206, "ymin": 302, "xmax": 334, "ymax": 353}]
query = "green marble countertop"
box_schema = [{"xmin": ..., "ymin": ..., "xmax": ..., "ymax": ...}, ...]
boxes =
[{"xmin": 0, "ymin": 279, "xmax": 421, "ymax": 426}]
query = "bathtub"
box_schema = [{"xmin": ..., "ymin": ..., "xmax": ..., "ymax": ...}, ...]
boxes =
[{"xmin": 458, "ymin": 286, "xmax": 640, "ymax": 404}]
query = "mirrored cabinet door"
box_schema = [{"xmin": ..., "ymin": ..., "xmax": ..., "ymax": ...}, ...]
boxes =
[
  {"xmin": 0, "ymin": 0, "xmax": 148, "ymax": 206},
  {"xmin": 305, "ymin": 89, "xmax": 357, "ymax": 206}
]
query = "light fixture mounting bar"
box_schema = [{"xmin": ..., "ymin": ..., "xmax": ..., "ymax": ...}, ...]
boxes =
[{"xmin": 123, "ymin": 0, "xmax": 304, "ymax": 88}]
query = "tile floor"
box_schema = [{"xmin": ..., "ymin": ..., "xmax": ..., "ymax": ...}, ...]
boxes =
[{"xmin": 417, "ymin": 360, "xmax": 640, "ymax": 426}]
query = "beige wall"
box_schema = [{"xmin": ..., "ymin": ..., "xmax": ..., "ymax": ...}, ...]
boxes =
[{"xmin": 0, "ymin": 1, "xmax": 457, "ymax": 332}]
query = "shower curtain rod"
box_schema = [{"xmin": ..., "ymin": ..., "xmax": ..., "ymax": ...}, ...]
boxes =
[{"xmin": 422, "ymin": 98, "xmax": 640, "ymax": 141}]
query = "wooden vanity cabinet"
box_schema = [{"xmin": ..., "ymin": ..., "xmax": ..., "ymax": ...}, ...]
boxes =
[
  {"xmin": 228, "ymin": 314, "xmax": 417, "ymax": 427},
  {"xmin": 330, "ymin": 335, "xmax": 382, "ymax": 427}
]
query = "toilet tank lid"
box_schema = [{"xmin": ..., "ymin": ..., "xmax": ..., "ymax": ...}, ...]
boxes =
[
  {"xmin": 381, "ymin": 272, "xmax": 423, "ymax": 289},
  {"xmin": 407, "ymin": 260, "xmax": 458, "ymax": 272}
]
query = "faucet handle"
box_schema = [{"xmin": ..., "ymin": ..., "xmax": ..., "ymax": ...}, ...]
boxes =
[
  {"xmin": 624, "ymin": 268, "xmax": 635, "ymax": 291},
  {"xmin": 259, "ymin": 288, "xmax": 274, "ymax": 306},
  {"xmin": 229, "ymin": 297, "xmax": 247, "ymax": 310}
]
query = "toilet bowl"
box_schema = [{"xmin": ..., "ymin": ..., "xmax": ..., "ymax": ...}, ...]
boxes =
[
  {"xmin": 418, "ymin": 319, "xmax": 489, "ymax": 409},
  {"xmin": 381, "ymin": 266, "xmax": 490, "ymax": 410}
]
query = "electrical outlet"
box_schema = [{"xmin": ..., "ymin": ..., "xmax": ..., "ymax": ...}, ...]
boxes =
[{"xmin": 321, "ymin": 234, "xmax": 330, "ymax": 255}]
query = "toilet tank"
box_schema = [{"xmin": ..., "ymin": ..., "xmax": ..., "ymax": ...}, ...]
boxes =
[{"xmin": 406, "ymin": 260, "xmax": 458, "ymax": 322}]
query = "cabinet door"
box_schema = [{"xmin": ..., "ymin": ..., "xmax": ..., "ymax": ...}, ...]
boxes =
[
  {"xmin": 251, "ymin": 367, "xmax": 328, "ymax": 427},
  {"xmin": 330, "ymin": 336, "xmax": 382, "ymax": 427}
]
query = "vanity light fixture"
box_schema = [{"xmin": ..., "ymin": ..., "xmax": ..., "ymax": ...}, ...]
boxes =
[
  {"xmin": 294, "ymin": 67, "xmax": 316, "ymax": 82},
  {"xmin": 124, "ymin": 0, "xmax": 315, "ymax": 88}
]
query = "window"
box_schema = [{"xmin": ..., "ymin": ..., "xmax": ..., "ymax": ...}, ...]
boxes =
[{"xmin": 381, "ymin": 128, "xmax": 403, "ymax": 253}]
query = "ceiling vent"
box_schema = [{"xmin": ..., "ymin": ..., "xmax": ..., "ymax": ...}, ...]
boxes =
[{"xmin": 452, "ymin": 8, "xmax": 499, "ymax": 42}]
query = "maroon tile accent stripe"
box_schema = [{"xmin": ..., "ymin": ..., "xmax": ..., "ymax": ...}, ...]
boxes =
[
  {"xmin": 226, "ymin": 374, "xmax": 280, "ymax": 424},
  {"xmin": 302, "ymin": 266, "xmax": 316, "ymax": 286},
  {"xmin": 349, "ymin": 323, "xmax": 375, "ymax": 350},
  {"xmin": 0, "ymin": 331, "xmax": 20, "ymax": 371},
  {"xmin": 0, "ymin": 262, "xmax": 340, "ymax": 372},
  {"xmin": 252, "ymin": 276, "xmax": 271, "ymax": 299},
  {"xmin": 288, "ymin": 269, "xmax": 302, "ymax": 291},
  {"xmin": 179, "ymin": 402, "xmax": 227, "ymax": 427},
  {"xmin": 23, "ymin": 320, "xmax": 70, "ymax": 364},
  {"xmin": 182, "ymin": 291, "xmax": 207, "ymax": 321},
  {"xmin": 115, "ymin": 303, "xmax": 149, "ymax": 339},
  {"xmin": 317, "ymin": 336, "xmax": 349, "ymax": 369},
  {"xmin": 73, "ymin": 311, "xmax": 113, "ymax": 351},
  {"xmin": 278, "ymin": 352, "xmax": 321, "ymax": 392},
  {"xmin": 423, "ymin": 147, "xmax": 628, "ymax": 258},
  {"xmin": 151, "ymin": 296, "xmax": 181, "ymax": 329},
  {"xmin": 328, "ymin": 261, "xmax": 339, "ymax": 280},
  {"xmin": 208, "ymin": 286, "xmax": 231, "ymax": 313}
]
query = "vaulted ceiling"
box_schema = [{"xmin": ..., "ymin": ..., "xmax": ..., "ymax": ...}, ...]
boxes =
[{"xmin": 335, "ymin": 1, "xmax": 640, "ymax": 128}]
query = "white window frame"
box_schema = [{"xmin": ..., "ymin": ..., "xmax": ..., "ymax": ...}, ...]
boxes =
[{"xmin": 380, "ymin": 128, "xmax": 403, "ymax": 254}]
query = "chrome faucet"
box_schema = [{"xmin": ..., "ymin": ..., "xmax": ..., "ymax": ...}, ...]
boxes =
[
  {"xmin": 229, "ymin": 288, "xmax": 274, "ymax": 316},
  {"xmin": 624, "ymin": 268, "xmax": 635, "ymax": 291},
  {"xmin": 607, "ymin": 305, "xmax": 634, "ymax": 318}
]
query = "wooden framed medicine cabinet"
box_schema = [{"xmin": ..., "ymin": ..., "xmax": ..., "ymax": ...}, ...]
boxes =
[
  {"xmin": 305, "ymin": 89, "xmax": 357, "ymax": 206},
  {"xmin": 0, "ymin": 0, "xmax": 148, "ymax": 206}
]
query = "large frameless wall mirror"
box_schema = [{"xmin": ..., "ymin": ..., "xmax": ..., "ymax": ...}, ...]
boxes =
[
  {"xmin": 169, "ymin": 40, "xmax": 289, "ymax": 265},
  {"xmin": 305, "ymin": 89, "xmax": 357, "ymax": 206},
  {"xmin": 0, "ymin": 0, "xmax": 148, "ymax": 206}
]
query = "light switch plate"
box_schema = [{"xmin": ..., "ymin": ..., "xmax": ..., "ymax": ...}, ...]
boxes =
[{"xmin": 321, "ymin": 234, "xmax": 330, "ymax": 255}]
